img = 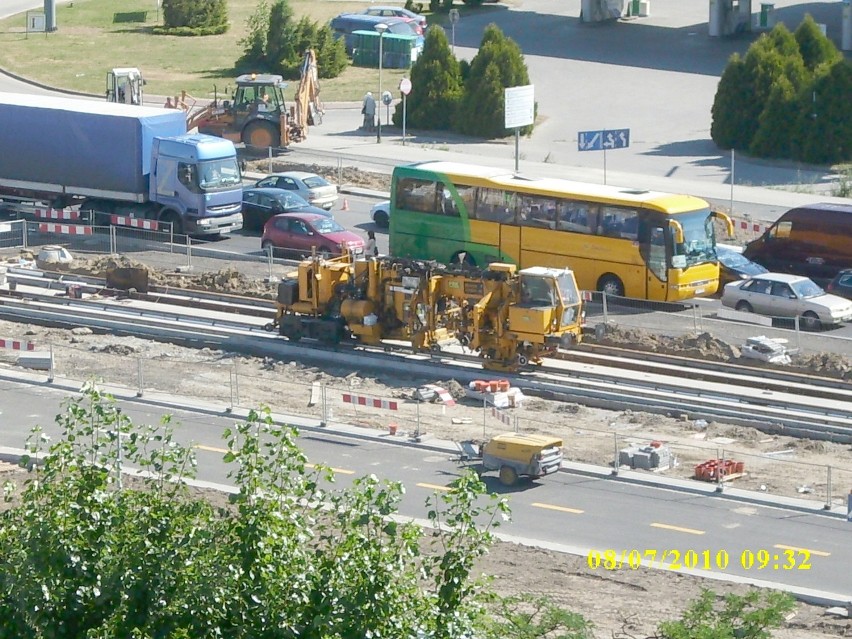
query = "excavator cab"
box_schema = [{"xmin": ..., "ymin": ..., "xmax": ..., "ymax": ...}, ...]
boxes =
[
  {"xmin": 230, "ymin": 74, "xmax": 289, "ymax": 149},
  {"xmin": 106, "ymin": 68, "xmax": 145, "ymax": 106}
]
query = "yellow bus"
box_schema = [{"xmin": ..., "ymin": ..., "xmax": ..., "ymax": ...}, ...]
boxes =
[{"xmin": 388, "ymin": 161, "xmax": 733, "ymax": 301}]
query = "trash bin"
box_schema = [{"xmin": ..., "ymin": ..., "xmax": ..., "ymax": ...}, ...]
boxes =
[
  {"xmin": 631, "ymin": 0, "xmax": 640, "ymax": 15},
  {"xmin": 759, "ymin": 2, "xmax": 775, "ymax": 28}
]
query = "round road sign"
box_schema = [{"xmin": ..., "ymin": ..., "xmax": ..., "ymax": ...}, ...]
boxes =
[
  {"xmin": 449, "ymin": 8, "xmax": 460, "ymax": 24},
  {"xmin": 399, "ymin": 77, "xmax": 412, "ymax": 96},
  {"xmin": 382, "ymin": 90, "xmax": 393, "ymax": 106}
]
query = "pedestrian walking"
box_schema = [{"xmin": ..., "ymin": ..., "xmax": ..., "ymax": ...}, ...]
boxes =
[
  {"xmin": 362, "ymin": 92, "xmax": 376, "ymax": 131},
  {"xmin": 365, "ymin": 230, "xmax": 378, "ymax": 257}
]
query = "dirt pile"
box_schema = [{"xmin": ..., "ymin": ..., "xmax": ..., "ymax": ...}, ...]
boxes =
[
  {"xmin": 792, "ymin": 352, "xmax": 852, "ymax": 381},
  {"xmin": 592, "ymin": 325, "xmax": 740, "ymax": 361}
]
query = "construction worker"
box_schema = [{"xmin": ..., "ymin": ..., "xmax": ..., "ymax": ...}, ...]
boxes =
[{"xmin": 164, "ymin": 96, "xmax": 175, "ymax": 109}]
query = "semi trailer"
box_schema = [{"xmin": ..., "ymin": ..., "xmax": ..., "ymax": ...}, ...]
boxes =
[{"xmin": 0, "ymin": 91, "xmax": 244, "ymax": 236}]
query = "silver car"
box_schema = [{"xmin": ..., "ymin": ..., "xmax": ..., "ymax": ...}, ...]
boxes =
[
  {"xmin": 370, "ymin": 200, "xmax": 390, "ymax": 228},
  {"xmin": 254, "ymin": 171, "xmax": 339, "ymax": 211},
  {"xmin": 721, "ymin": 272, "xmax": 852, "ymax": 330}
]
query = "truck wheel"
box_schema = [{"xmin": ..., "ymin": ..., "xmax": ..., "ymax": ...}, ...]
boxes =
[
  {"xmin": 160, "ymin": 211, "xmax": 183, "ymax": 236},
  {"xmin": 498, "ymin": 465, "xmax": 518, "ymax": 486},
  {"xmin": 243, "ymin": 121, "xmax": 280, "ymax": 150}
]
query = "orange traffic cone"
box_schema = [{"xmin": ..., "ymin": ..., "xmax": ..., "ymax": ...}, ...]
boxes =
[{"xmin": 341, "ymin": 198, "xmax": 349, "ymax": 211}]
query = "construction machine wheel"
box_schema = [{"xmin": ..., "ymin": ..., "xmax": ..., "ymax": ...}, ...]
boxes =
[
  {"xmin": 498, "ymin": 465, "xmax": 518, "ymax": 486},
  {"xmin": 242, "ymin": 121, "xmax": 280, "ymax": 150}
]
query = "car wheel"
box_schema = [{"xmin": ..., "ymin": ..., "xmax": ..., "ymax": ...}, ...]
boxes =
[
  {"xmin": 735, "ymin": 301, "xmax": 753, "ymax": 313},
  {"xmin": 800, "ymin": 311, "xmax": 821, "ymax": 331},
  {"xmin": 597, "ymin": 275, "xmax": 624, "ymax": 297},
  {"xmin": 261, "ymin": 240, "xmax": 275, "ymax": 256},
  {"xmin": 374, "ymin": 210, "xmax": 389, "ymax": 228}
]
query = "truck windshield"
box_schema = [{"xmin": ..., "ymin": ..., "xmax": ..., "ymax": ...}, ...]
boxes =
[
  {"xmin": 670, "ymin": 208, "xmax": 715, "ymax": 268},
  {"xmin": 199, "ymin": 159, "xmax": 242, "ymax": 192}
]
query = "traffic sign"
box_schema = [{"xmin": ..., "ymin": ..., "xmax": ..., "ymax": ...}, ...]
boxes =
[
  {"xmin": 449, "ymin": 8, "xmax": 460, "ymax": 24},
  {"xmin": 578, "ymin": 128, "xmax": 630, "ymax": 151},
  {"xmin": 399, "ymin": 77, "xmax": 412, "ymax": 96},
  {"xmin": 504, "ymin": 84, "xmax": 535, "ymax": 129},
  {"xmin": 381, "ymin": 90, "xmax": 393, "ymax": 106}
]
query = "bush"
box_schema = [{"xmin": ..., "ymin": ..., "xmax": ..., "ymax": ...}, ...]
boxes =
[
  {"xmin": 795, "ymin": 13, "xmax": 842, "ymax": 72},
  {"xmin": 455, "ymin": 24, "xmax": 533, "ymax": 138},
  {"xmin": 161, "ymin": 0, "xmax": 228, "ymax": 31},
  {"xmin": 152, "ymin": 24, "xmax": 228, "ymax": 36},
  {"xmin": 314, "ymin": 25, "xmax": 349, "ymax": 79},
  {"xmin": 393, "ymin": 26, "xmax": 462, "ymax": 131}
]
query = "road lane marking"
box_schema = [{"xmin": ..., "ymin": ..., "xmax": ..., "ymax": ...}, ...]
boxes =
[
  {"xmin": 531, "ymin": 502, "xmax": 584, "ymax": 514},
  {"xmin": 417, "ymin": 482, "xmax": 451, "ymax": 492},
  {"xmin": 774, "ymin": 544, "xmax": 830, "ymax": 557},
  {"xmin": 650, "ymin": 522, "xmax": 705, "ymax": 535},
  {"xmin": 193, "ymin": 445, "xmax": 354, "ymax": 475}
]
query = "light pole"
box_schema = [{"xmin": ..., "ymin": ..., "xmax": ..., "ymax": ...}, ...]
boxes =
[{"xmin": 375, "ymin": 22, "xmax": 388, "ymax": 144}]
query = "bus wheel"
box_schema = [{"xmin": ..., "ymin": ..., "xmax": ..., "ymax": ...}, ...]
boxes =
[
  {"xmin": 597, "ymin": 275, "xmax": 624, "ymax": 297},
  {"xmin": 451, "ymin": 252, "xmax": 476, "ymax": 267}
]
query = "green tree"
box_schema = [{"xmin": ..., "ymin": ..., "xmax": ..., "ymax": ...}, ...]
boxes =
[
  {"xmin": 161, "ymin": 0, "xmax": 228, "ymax": 31},
  {"xmin": 797, "ymin": 59, "xmax": 852, "ymax": 164},
  {"xmin": 237, "ymin": 0, "xmax": 270, "ymax": 69},
  {"xmin": 314, "ymin": 24, "xmax": 349, "ymax": 79},
  {"xmin": 795, "ymin": 14, "xmax": 842, "ymax": 72},
  {"xmin": 393, "ymin": 25, "xmax": 463, "ymax": 131},
  {"xmin": 711, "ymin": 54, "xmax": 750, "ymax": 150},
  {"xmin": 455, "ymin": 24, "xmax": 534, "ymax": 138},
  {"xmin": 658, "ymin": 588, "xmax": 795, "ymax": 639},
  {"xmin": 266, "ymin": 0, "xmax": 297, "ymax": 72},
  {"xmin": 0, "ymin": 386, "xmax": 510, "ymax": 638}
]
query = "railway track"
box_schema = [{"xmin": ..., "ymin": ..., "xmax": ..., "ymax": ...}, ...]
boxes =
[{"xmin": 2, "ymin": 266, "xmax": 851, "ymax": 441}]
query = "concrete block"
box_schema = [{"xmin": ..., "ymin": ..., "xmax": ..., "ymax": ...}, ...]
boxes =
[
  {"xmin": 633, "ymin": 451, "xmax": 653, "ymax": 470},
  {"xmin": 17, "ymin": 351, "xmax": 53, "ymax": 371}
]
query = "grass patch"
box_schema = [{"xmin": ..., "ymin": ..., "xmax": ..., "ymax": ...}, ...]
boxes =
[{"xmin": 0, "ymin": 0, "xmax": 419, "ymax": 101}]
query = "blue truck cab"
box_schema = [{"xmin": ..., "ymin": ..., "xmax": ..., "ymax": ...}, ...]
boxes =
[{"xmin": 151, "ymin": 134, "xmax": 244, "ymax": 235}]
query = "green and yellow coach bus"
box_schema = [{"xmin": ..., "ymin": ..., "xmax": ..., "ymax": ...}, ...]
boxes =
[{"xmin": 388, "ymin": 161, "xmax": 734, "ymax": 301}]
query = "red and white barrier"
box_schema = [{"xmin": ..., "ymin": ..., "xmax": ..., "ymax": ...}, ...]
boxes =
[
  {"xmin": 0, "ymin": 338, "xmax": 35, "ymax": 351},
  {"xmin": 34, "ymin": 208, "xmax": 80, "ymax": 221},
  {"xmin": 731, "ymin": 218, "xmax": 768, "ymax": 235},
  {"xmin": 581, "ymin": 290, "xmax": 594, "ymax": 301},
  {"xmin": 111, "ymin": 215, "xmax": 159, "ymax": 231},
  {"xmin": 342, "ymin": 393, "xmax": 399, "ymax": 411},
  {"xmin": 38, "ymin": 223, "xmax": 92, "ymax": 235},
  {"xmin": 420, "ymin": 384, "xmax": 456, "ymax": 406},
  {"xmin": 490, "ymin": 407, "xmax": 512, "ymax": 426}
]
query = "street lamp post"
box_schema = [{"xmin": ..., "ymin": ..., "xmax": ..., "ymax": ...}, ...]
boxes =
[{"xmin": 375, "ymin": 22, "xmax": 388, "ymax": 144}]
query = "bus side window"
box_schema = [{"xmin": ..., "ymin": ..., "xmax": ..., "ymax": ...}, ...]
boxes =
[
  {"xmin": 435, "ymin": 182, "xmax": 459, "ymax": 217},
  {"xmin": 457, "ymin": 184, "xmax": 476, "ymax": 219},
  {"xmin": 557, "ymin": 201, "xmax": 593, "ymax": 234},
  {"xmin": 477, "ymin": 187, "xmax": 515, "ymax": 223}
]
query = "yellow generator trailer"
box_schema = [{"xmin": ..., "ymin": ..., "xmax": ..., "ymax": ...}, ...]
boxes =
[{"xmin": 481, "ymin": 433, "xmax": 564, "ymax": 486}]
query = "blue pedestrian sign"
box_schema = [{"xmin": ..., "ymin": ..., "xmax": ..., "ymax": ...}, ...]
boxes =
[{"xmin": 578, "ymin": 128, "xmax": 630, "ymax": 151}]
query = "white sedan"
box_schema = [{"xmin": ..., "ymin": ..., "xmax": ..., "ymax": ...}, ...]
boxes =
[
  {"xmin": 370, "ymin": 200, "xmax": 390, "ymax": 228},
  {"xmin": 721, "ymin": 272, "xmax": 852, "ymax": 330}
]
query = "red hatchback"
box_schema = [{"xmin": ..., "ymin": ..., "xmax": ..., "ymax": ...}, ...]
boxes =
[{"xmin": 261, "ymin": 213, "xmax": 365, "ymax": 259}]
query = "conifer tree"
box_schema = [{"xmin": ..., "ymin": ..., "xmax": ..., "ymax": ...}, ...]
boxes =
[{"xmin": 795, "ymin": 14, "xmax": 842, "ymax": 72}]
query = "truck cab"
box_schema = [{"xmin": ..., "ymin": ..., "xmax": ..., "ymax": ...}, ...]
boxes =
[{"xmin": 150, "ymin": 135, "xmax": 244, "ymax": 235}]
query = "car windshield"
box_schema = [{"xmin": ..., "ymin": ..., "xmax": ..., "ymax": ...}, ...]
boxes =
[
  {"xmin": 312, "ymin": 218, "xmax": 344, "ymax": 233},
  {"xmin": 717, "ymin": 250, "xmax": 750, "ymax": 268},
  {"xmin": 671, "ymin": 208, "xmax": 715, "ymax": 267},
  {"xmin": 276, "ymin": 192, "xmax": 310, "ymax": 210},
  {"xmin": 302, "ymin": 176, "xmax": 329, "ymax": 188},
  {"xmin": 790, "ymin": 279, "xmax": 825, "ymax": 299}
]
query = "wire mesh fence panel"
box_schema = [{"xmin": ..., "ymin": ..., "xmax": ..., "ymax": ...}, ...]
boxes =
[
  {"xmin": 137, "ymin": 356, "xmax": 239, "ymax": 405},
  {"xmin": 50, "ymin": 344, "xmax": 140, "ymax": 392},
  {"xmin": 0, "ymin": 220, "xmax": 25, "ymax": 249},
  {"xmin": 25, "ymin": 223, "xmax": 113, "ymax": 254},
  {"xmin": 113, "ymin": 225, "xmax": 175, "ymax": 255},
  {"xmin": 718, "ymin": 448, "xmax": 833, "ymax": 504},
  {"xmin": 232, "ymin": 371, "xmax": 324, "ymax": 423},
  {"xmin": 828, "ymin": 466, "xmax": 852, "ymax": 512}
]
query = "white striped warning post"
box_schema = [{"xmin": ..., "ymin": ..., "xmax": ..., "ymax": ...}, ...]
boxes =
[
  {"xmin": 0, "ymin": 338, "xmax": 35, "ymax": 351},
  {"xmin": 342, "ymin": 393, "xmax": 399, "ymax": 411},
  {"xmin": 111, "ymin": 216, "xmax": 160, "ymax": 231},
  {"xmin": 34, "ymin": 208, "xmax": 80, "ymax": 221},
  {"xmin": 38, "ymin": 223, "xmax": 92, "ymax": 235}
]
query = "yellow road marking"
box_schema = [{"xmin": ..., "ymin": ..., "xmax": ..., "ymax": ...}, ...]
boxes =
[
  {"xmin": 774, "ymin": 544, "xmax": 831, "ymax": 557},
  {"xmin": 417, "ymin": 482, "xmax": 451, "ymax": 492},
  {"xmin": 531, "ymin": 502, "xmax": 584, "ymax": 514},
  {"xmin": 193, "ymin": 445, "xmax": 354, "ymax": 475},
  {"xmin": 650, "ymin": 522, "xmax": 706, "ymax": 535}
]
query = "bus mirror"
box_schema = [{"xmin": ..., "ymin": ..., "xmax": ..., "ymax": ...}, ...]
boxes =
[
  {"xmin": 668, "ymin": 220, "xmax": 685, "ymax": 244},
  {"xmin": 671, "ymin": 255, "xmax": 687, "ymax": 269},
  {"xmin": 711, "ymin": 210, "xmax": 735, "ymax": 238}
]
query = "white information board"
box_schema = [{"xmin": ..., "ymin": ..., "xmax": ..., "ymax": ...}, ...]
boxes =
[
  {"xmin": 27, "ymin": 12, "xmax": 46, "ymax": 32},
  {"xmin": 504, "ymin": 84, "xmax": 534, "ymax": 129}
]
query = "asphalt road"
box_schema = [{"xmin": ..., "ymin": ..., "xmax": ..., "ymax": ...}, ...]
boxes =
[{"xmin": 1, "ymin": 377, "xmax": 849, "ymax": 598}]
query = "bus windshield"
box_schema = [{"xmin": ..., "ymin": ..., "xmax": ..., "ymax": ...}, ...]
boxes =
[{"xmin": 672, "ymin": 208, "xmax": 715, "ymax": 268}]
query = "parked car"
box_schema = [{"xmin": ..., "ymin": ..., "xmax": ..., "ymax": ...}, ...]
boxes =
[
  {"xmin": 254, "ymin": 171, "xmax": 339, "ymax": 211},
  {"xmin": 261, "ymin": 212, "xmax": 364, "ymax": 259},
  {"xmin": 241, "ymin": 187, "xmax": 330, "ymax": 232},
  {"xmin": 361, "ymin": 6, "xmax": 427, "ymax": 33},
  {"xmin": 721, "ymin": 272, "xmax": 852, "ymax": 330},
  {"xmin": 716, "ymin": 246, "xmax": 768, "ymax": 287},
  {"xmin": 827, "ymin": 268, "xmax": 852, "ymax": 300},
  {"xmin": 370, "ymin": 200, "xmax": 390, "ymax": 228}
]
